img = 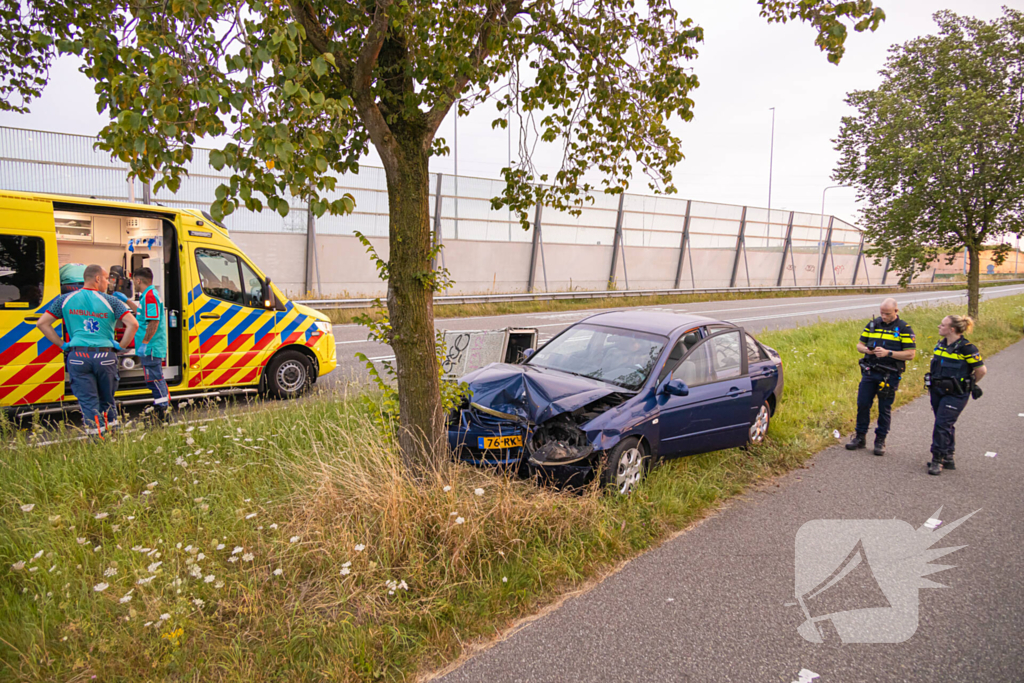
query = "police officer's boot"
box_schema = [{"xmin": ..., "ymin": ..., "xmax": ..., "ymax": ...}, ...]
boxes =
[
  {"xmin": 845, "ymin": 433, "xmax": 867, "ymax": 450},
  {"xmin": 942, "ymin": 450, "xmax": 955, "ymax": 470},
  {"xmin": 927, "ymin": 457, "xmax": 943, "ymax": 476},
  {"xmin": 873, "ymin": 437, "xmax": 886, "ymax": 456}
]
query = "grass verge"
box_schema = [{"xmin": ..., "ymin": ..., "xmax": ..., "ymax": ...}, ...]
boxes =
[
  {"xmin": 2, "ymin": 294, "xmax": 1022, "ymax": 681},
  {"xmin": 318, "ymin": 280, "xmax": 1023, "ymax": 325}
]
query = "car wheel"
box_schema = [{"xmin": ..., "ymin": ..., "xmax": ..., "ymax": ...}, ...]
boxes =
[
  {"xmin": 601, "ymin": 437, "xmax": 649, "ymax": 495},
  {"xmin": 748, "ymin": 400, "xmax": 770, "ymax": 445},
  {"xmin": 265, "ymin": 350, "xmax": 312, "ymax": 399}
]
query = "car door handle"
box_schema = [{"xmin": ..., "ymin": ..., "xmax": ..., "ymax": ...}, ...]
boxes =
[
  {"xmin": 727, "ymin": 387, "xmax": 744, "ymax": 397},
  {"xmin": 200, "ymin": 313, "xmax": 220, "ymax": 320}
]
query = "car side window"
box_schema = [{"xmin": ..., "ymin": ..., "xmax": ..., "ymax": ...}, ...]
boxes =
[
  {"xmin": 745, "ymin": 333, "xmax": 768, "ymax": 363},
  {"xmin": 672, "ymin": 343, "xmax": 713, "ymax": 387},
  {"xmin": 658, "ymin": 330, "xmax": 701, "ymax": 382},
  {"xmin": 709, "ymin": 330, "xmax": 744, "ymax": 381}
]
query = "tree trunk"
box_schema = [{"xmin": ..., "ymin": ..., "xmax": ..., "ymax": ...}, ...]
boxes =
[
  {"xmin": 382, "ymin": 137, "xmax": 445, "ymax": 473},
  {"xmin": 966, "ymin": 243, "xmax": 981, "ymax": 320}
]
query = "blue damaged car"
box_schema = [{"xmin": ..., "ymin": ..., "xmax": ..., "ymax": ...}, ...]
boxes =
[{"xmin": 447, "ymin": 310, "xmax": 783, "ymax": 493}]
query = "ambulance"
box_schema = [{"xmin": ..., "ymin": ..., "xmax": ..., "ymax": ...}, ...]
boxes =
[{"xmin": 0, "ymin": 190, "xmax": 337, "ymax": 416}]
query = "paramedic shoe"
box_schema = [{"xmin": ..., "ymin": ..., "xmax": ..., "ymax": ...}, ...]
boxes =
[
  {"xmin": 873, "ymin": 438, "xmax": 886, "ymax": 456},
  {"xmin": 927, "ymin": 458, "xmax": 943, "ymax": 476},
  {"xmin": 845, "ymin": 434, "xmax": 867, "ymax": 450}
]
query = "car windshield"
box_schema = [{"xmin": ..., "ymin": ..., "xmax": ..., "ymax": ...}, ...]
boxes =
[{"xmin": 527, "ymin": 324, "xmax": 667, "ymax": 390}]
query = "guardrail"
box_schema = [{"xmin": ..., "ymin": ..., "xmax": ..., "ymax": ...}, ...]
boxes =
[{"xmin": 295, "ymin": 279, "xmax": 1024, "ymax": 310}]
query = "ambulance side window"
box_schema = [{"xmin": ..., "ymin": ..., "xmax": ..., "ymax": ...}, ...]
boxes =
[
  {"xmin": 195, "ymin": 248, "xmax": 244, "ymax": 305},
  {"xmin": 239, "ymin": 260, "xmax": 265, "ymax": 308},
  {"xmin": 0, "ymin": 235, "xmax": 46, "ymax": 309}
]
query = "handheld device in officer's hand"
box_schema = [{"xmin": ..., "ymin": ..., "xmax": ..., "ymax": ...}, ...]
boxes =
[{"xmin": 970, "ymin": 384, "xmax": 983, "ymax": 400}]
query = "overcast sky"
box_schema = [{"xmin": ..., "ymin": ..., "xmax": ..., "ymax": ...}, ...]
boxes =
[{"xmin": 1, "ymin": 0, "xmax": 1019, "ymax": 226}]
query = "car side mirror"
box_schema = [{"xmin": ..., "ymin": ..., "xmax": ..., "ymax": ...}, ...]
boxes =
[
  {"xmin": 522, "ymin": 348, "xmax": 534, "ymax": 361},
  {"xmin": 661, "ymin": 378, "xmax": 689, "ymax": 397}
]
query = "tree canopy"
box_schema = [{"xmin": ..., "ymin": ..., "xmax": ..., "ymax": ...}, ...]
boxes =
[
  {"xmin": 2, "ymin": 0, "xmax": 885, "ymax": 467},
  {"xmin": 834, "ymin": 8, "xmax": 1024, "ymax": 318}
]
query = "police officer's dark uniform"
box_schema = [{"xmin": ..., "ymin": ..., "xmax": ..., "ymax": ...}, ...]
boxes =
[
  {"xmin": 846, "ymin": 316, "xmax": 916, "ymax": 455},
  {"xmin": 925, "ymin": 337, "xmax": 983, "ymax": 475}
]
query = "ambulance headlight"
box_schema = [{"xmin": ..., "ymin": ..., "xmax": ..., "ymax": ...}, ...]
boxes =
[{"xmin": 315, "ymin": 321, "xmax": 332, "ymax": 335}]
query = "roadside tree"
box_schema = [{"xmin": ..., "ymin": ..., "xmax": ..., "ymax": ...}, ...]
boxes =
[
  {"xmin": 834, "ymin": 9, "xmax": 1024, "ymax": 319},
  {"xmin": 1, "ymin": 0, "xmax": 883, "ymax": 471}
]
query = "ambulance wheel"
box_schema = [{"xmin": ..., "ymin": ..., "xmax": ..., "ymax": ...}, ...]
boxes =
[{"xmin": 265, "ymin": 350, "xmax": 312, "ymax": 399}]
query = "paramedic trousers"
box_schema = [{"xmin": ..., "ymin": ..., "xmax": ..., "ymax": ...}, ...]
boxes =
[
  {"xmin": 929, "ymin": 389, "xmax": 970, "ymax": 460},
  {"xmin": 66, "ymin": 348, "xmax": 119, "ymax": 434},
  {"xmin": 139, "ymin": 355, "xmax": 169, "ymax": 415},
  {"xmin": 855, "ymin": 370, "xmax": 900, "ymax": 438}
]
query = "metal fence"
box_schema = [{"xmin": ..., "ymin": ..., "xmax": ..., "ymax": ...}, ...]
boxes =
[{"xmin": 0, "ymin": 124, "xmax": 887, "ymax": 293}]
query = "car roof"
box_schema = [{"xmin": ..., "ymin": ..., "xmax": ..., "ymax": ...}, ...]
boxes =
[{"xmin": 580, "ymin": 310, "xmax": 726, "ymax": 337}]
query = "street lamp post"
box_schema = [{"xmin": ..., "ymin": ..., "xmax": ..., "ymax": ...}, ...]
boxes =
[
  {"xmin": 767, "ymin": 108, "xmax": 776, "ymax": 239},
  {"xmin": 818, "ymin": 184, "xmax": 850, "ymax": 286}
]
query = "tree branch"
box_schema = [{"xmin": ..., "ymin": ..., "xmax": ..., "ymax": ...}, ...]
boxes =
[
  {"xmin": 423, "ymin": 0, "xmax": 523, "ymax": 140},
  {"xmin": 287, "ymin": 0, "xmax": 354, "ymax": 83}
]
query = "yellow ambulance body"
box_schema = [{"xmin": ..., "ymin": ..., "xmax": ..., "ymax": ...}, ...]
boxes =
[{"xmin": 0, "ymin": 190, "xmax": 337, "ymax": 414}]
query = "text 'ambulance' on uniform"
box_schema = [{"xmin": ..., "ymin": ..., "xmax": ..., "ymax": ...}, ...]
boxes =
[
  {"xmin": 35, "ymin": 264, "xmax": 139, "ymax": 436},
  {"xmin": 846, "ymin": 298, "xmax": 916, "ymax": 456}
]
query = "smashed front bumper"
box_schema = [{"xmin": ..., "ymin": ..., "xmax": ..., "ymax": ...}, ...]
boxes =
[{"xmin": 448, "ymin": 403, "xmax": 600, "ymax": 486}]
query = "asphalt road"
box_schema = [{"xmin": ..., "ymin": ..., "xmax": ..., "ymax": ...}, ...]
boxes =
[
  {"xmin": 323, "ymin": 284, "xmax": 1024, "ymax": 386},
  {"xmin": 434, "ymin": 339, "xmax": 1024, "ymax": 683}
]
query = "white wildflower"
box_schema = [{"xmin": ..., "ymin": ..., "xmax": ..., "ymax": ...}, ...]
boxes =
[
  {"xmin": 354, "ymin": 544, "xmax": 365, "ymax": 552},
  {"xmin": 204, "ymin": 575, "xmax": 215, "ymax": 583},
  {"xmin": 147, "ymin": 481, "xmax": 158, "ymax": 490},
  {"xmin": 147, "ymin": 561, "xmax": 162, "ymax": 573},
  {"xmin": 245, "ymin": 513, "xmax": 257, "ymax": 520},
  {"xmin": 111, "ymin": 524, "xmax": 120, "ymax": 532},
  {"xmin": 269, "ymin": 523, "xmax": 278, "ymax": 530},
  {"xmin": 340, "ymin": 567, "xmax": 351, "ymax": 576},
  {"xmin": 242, "ymin": 553, "xmax": 254, "ymax": 562},
  {"xmin": 127, "ymin": 516, "xmax": 135, "ymax": 521},
  {"xmin": 20, "ymin": 504, "xmax": 35, "ymax": 512},
  {"xmin": 273, "ymin": 568, "xmax": 283, "ymax": 576},
  {"xmin": 214, "ymin": 581, "xmax": 224, "ymax": 589},
  {"xmin": 155, "ymin": 446, "xmax": 164, "ymax": 454},
  {"xmin": 94, "ymin": 512, "xmax": 108, "ymax": 520},
  {"xmin": 289, "ymin": 536, "xmax": 300, "ymax": 543},
  {"xmin": 228, "ymin": 556, "xmax": 239, "ymax": 563},
  {"xmin": 28, "ymin": 566, "xmax": 39, "ymax": 573},
  {"xmin": 455, "ymin": 517, "xmax": 465, "ymax": 525},
  {"xmin": 342, "ymin": 561, "xmax": 352, "ymax": 568},
  {"xmin": 103, "ymin": 567, "xmax": 117, "ymax": 577},
  {"xmin": 196, "ymin": 553, "xmax": 205, "ymax": 561},
  {"xmin": 137, "ymin": 576, "xmax": 156, "ymax": 585},
  {"xmin": 93, "ymin": 582, "xmax": 109, "ymax": 592},
  {"xmin": 502, "ymin": 577, "xmax": 508, "ymax": 583},
  {"xmin": 11, "ymin": 561, "xmax": 25, "ymax": 571},
  {"xmin": 232, "ymin": 546, "xmax": 243, "ymax": 555},
  {"xmin": 443, "ymin": 485, "xmax": 452, "ymax": 492},
  {"xmin": 159, "ymin": 613, "xmax": 171, "ymax": 621},
  {"xmin": 186, "ymin": 426, "xmax": 194, "ymax": 433},
  {"xmin": 142, "ymin": 490, "xmax": 151, "ymax": 496},
  {"xmin": 76, "ymin": 538, "xmax": 87, "ymax": 545},
  {"xmin": 93, "ymin": 545, "xmax": 102, "ymax": 552},
  {"xmin": 176, "ymin": 543, "xmax": 182, "ymax": 549},
  {"xmin": 119, "ymin": 592, "xmax": 133, "ymax": 604},
  {"xmin": 186, "ymin": 437, "xmax": 195, "ymax": 446},
  {"xmin": 474, "ymin": 488, "xmax": 485, "ymax": 496},
  {"xmin": 32, "ymin": 550, "xmax": 44, "ymax": 560},
  {"xmin": 216, "ymin": 544, "xmax": 225, "ymax": 550},
  {"xmin": 193, "ymin": 497, "xmax": 203, "ymax": 503},
  {"xmin": 189, "ymin": 564, "xmax": 202, "ymax": 578}
]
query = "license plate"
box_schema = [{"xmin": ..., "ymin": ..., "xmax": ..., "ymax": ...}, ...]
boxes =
[{"xmin": 478, "ymin": 435, "xmax": 523, "ymax": 450}]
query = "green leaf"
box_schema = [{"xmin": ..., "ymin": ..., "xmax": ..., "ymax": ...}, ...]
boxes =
[{"xmin": 209, "ymin": 149, "xmax": 226, "ymax": 170}]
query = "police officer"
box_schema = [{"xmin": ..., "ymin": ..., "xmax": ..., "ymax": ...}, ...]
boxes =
[
  {"xmin": 35, "ymin": 264, "xmax": 139, "ymax": 437},
  {"xmin": 846, "ymin": 298, "xmax": 916, "ymax": 455},
  {"xmin": 121, "ymin": 267, "xmax": 170, "ymax": 421},
  {"xmin": 926, "ymin": 315, "xmax": 985, "ymax": 475}
]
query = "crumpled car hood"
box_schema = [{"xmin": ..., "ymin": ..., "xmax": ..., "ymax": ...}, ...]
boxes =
[{"xmin": 461, "ymin": 362, "xmax": 624, "ymax": 424}]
